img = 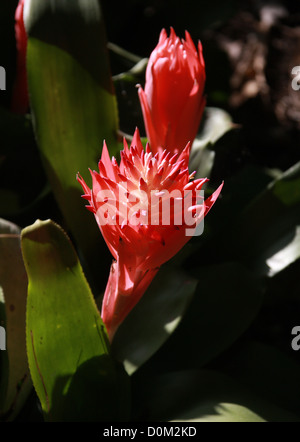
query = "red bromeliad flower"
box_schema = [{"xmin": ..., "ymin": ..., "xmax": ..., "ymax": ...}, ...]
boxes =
[
  {"xmin": 138, "ymin": 28, "xmax": 206, "ymax": 156},
  {"xmin": 11, "ymin": 0, "xmax": 29, "ymax": 114},
  {"xmin": 78, "ymin": 129, "xmax": 223, "ymax": 340}
]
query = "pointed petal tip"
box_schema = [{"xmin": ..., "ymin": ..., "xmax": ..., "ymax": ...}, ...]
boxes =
[
  {"xmin": 86, "ymin": 206, "xmax": 96, "ymax": 213},
  {"xmin": 145, "ymin": 142, "xmax": 151, "ymax": 154},
  {"xmin": 159, "ymin": 28, "xmax": 167, "ymax": 43},
  {"xmin": 169, "ymin": 27, "xmax": 176, "ymax": 39}
]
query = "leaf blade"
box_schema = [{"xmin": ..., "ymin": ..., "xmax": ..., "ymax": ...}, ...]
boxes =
[
  {"xmin": 21, "ymin": 219, "xmax": 129, "ymax": 421},
  {"xmin": 24, "ymin": 0, "xmax": 119, "ymax": 290}
]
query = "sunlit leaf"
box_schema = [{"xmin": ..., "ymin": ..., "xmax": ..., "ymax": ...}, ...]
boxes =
[
  {"xmin": 21, "ymin": 219, "xmax": 130, "ymax": 422},
  {"xmin": 189, "ymin": 107, "xmax": 235, "ymax": 178},
  {"xmin": 24, "ymin": 0, "xmax": 119, "ymax": 290}
]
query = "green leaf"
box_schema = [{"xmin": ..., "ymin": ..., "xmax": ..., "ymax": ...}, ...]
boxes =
[
  {"xmin": 0, "ymin": 219, "xmax": 32, "ymax": 421},
  {"xmin": 112, "ymin": 58, "xmax": 148, "ymax": 137},
  {"xmin": 21, "ymin": 219, "xmax": 129, "ymax": 422},
  {"xmin": 108, "ymin": 41, "xmax": 145, "ymax": 73},
  {"xmin": 141, "ymin": 262, "xmax": 264, "ymax": 372},
  {"xmin": 175, "ymin": 402, "xmax": 266, "ymax": 422},
  {"xmin": 112, "ymin": 265, "xmax": 197, "ymax": 375},
  {"xmin": 24, "ymin": 0, "xmax": 119, "ymax": 290},
  {"xmin": 132, "ymin": 370, "xmax": 299, "ymax": 422},
  {"xmin": 189, "ymin": 107, "xmax": 235, "ymax": 178},
  {"xmin": 265, "ymin": 226, "xmax": 300, "ymax": 277},
  {"xmin": 227, "ymin": 162, "xmax": 300, "ymax": 277}
]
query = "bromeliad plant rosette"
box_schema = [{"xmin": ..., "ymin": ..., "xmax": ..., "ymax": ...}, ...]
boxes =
[{"xmin": 77, "ymin": 129, "xmax": 223, "ymax": 340}]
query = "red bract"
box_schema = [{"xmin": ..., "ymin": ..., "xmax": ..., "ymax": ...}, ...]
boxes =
[
  {"xmin": 138, "ymin": 28, "xmax": 206, "ymax": 156},
  {"xmin": 77, "ymin": 129, "xmax": 223, "ymax": 340},
  {"xmin": 11, "ymin": 0, "xmax": 29, "ymax": 114}
]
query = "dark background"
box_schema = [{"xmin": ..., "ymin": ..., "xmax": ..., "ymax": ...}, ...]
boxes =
[{"xmin": 1, "ymin": 0, "xmax": 300, "ymax": 421}]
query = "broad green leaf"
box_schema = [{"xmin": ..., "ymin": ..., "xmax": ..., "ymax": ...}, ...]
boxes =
[
  {"xmin": 140, "ymin": 262, "xmax": 264, "ymax": 372},
  {"xmin": 0, "ymin": 219, "xmax": 32, "ymax": 421},
  {"xmin": 112, "ymin": 265, "xmax": 197, "ymax": 375},
  {"xmin": 132, "ymin": 370, "xmax": 299, "ymax": 422},
  {"xmin": 21, "ymin": 219, "xmax": 129, "ymax": 422},
  {"xmin": 189, "ymin": 107, "xmax": 235, "ymax": 178},
  {"xmin": 24, "ymin": 0, "xmax": 119, "ymax": 290}
]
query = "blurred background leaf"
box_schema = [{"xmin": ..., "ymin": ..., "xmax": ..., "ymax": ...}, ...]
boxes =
[
  {"xmin": 133, "ymin": 262, "xmax": 264, "ymax": 375},
  {"xmin": 0, "ymin": 219, "xmax": 32, "ymax": 421},
  {"xmin": 111, "ymin": 54, "xmax": 147, "ymax": 138},
  {"xmin": 132, "ymin": 369, "xmax": 299, "ymax": 422},
  {"xmin": 189, "ymin": 106, "xmax": 236, "ymax": 178},
  {"xmin": 219, "ymin": 161, "xmax": 300, "ymax": 277},
  {"xmin": 112, "ymin": 265, "xmax": 197, "ymax": 375}
]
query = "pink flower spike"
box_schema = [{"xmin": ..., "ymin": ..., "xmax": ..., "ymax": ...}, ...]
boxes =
[
  {"xmin": 138, "ymin": 28, "xmax": 206, "ymax": 156},
  {"xmin": 77, "ymin": 129, "xmax": 223, "ymax": 340}
]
